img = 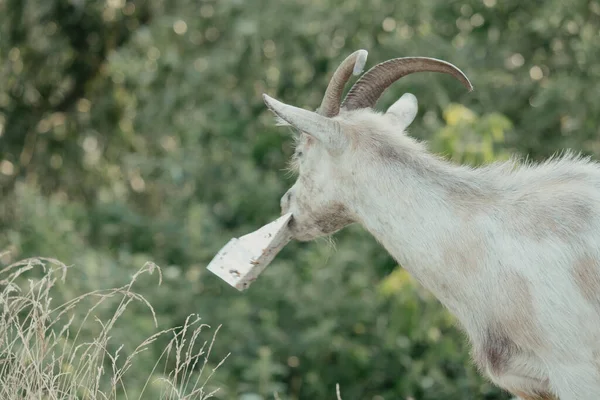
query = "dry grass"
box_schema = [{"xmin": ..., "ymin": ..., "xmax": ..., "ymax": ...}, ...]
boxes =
[{"xmin": 0, "ymin": 256, "xmax": 229, "ymax": 400}]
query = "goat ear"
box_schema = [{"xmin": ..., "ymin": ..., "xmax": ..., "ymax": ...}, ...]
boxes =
[
  {"xmin": 263, "ymin": 94, "xmax": 347, "ymax": 153},
  {"xmin": 386, "ymin": 93, "xmax": 418, "ymax": 131}
]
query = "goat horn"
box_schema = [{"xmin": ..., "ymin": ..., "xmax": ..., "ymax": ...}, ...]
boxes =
[
  {"xmin": 317, "ymin": 49, "xmax": 368, "ymax": 117},
  {"xmin": 341, "ymin": 57, "xmax": 473, "ymax": 111}
]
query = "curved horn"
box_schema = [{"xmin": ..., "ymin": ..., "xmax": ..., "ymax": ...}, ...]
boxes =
[
  {"xmin": 341, "ymin": 57, "xmax": 473, "ymax": 111},
  {"xmin": 317, "ymin": 49, "xmax": 368, "ymax": 117}
]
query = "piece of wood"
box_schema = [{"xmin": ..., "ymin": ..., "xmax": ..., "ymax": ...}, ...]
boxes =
[{"xmin": 207, "ymin": 213, "xmax": 293, "ymax": 291}]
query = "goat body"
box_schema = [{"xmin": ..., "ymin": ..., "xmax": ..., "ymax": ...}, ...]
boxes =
[
  {"xmin": 262, "ymin": 50, "xmax": 600, "ymax": 400},
  {"xmin": 353, "ymin": 143, "xmax": 600, "ymax": 400}
]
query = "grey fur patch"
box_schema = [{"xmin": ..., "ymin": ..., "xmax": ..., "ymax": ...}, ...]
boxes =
[
  {"xmin": 313, "ymin": 202, "xmax": 354, "ymax": 234},
  {"xmin": 477, "ymin": 329, "xmax": 519, "ymax": 375},
  {"xmin": 473, "ymin": 273, "xmax": 543, "ymax": 381},
  {"xmin": 508, "ymin": 193, "xmax": 593, "ymax": 241},
  {"xmin": 572, "ymin": 255, "xmax": 600, "ymax": 311}
]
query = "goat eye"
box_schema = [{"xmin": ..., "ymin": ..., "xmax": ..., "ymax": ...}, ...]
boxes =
[{"xmin": 297, "ymin": 151, "xmax": 303, "ymax": 157}]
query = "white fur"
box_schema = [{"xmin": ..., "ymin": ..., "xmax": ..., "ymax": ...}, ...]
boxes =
[{"xmin": 264, "ymin": 92, "xmax": 600, "ymax": 399}]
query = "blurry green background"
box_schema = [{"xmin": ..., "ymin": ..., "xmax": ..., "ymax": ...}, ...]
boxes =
[{"xmin": 1, "ymin": 0, "xmax": 600, "ymax": 398}]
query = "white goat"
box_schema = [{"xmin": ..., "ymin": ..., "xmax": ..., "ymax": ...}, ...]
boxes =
[{"xmin": 263, "ymin": 49, "xmax": 600, "ymax": 400}]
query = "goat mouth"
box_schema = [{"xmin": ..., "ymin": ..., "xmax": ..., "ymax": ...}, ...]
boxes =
[
  {"xmin": 285, "ymin": 216, "xmax": 311, "ymax": 241},
  {"xmin": 287, "ymin": 216, "xmax": 298, "ymax": 235}
]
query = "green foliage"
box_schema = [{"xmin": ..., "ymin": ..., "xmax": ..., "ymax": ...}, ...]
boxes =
[
  {"xmin": 431, "ymin": 103, "xmax": 513, "ymax": 165},
  {"xmin": 1, "ymin": 0, "xmax": 598, "ymax": 398}
]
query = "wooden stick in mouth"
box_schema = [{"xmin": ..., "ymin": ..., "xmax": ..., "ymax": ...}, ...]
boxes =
[{"xmin": 207, "ymin": 213, "xmax": 294, "ymax": 291}]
